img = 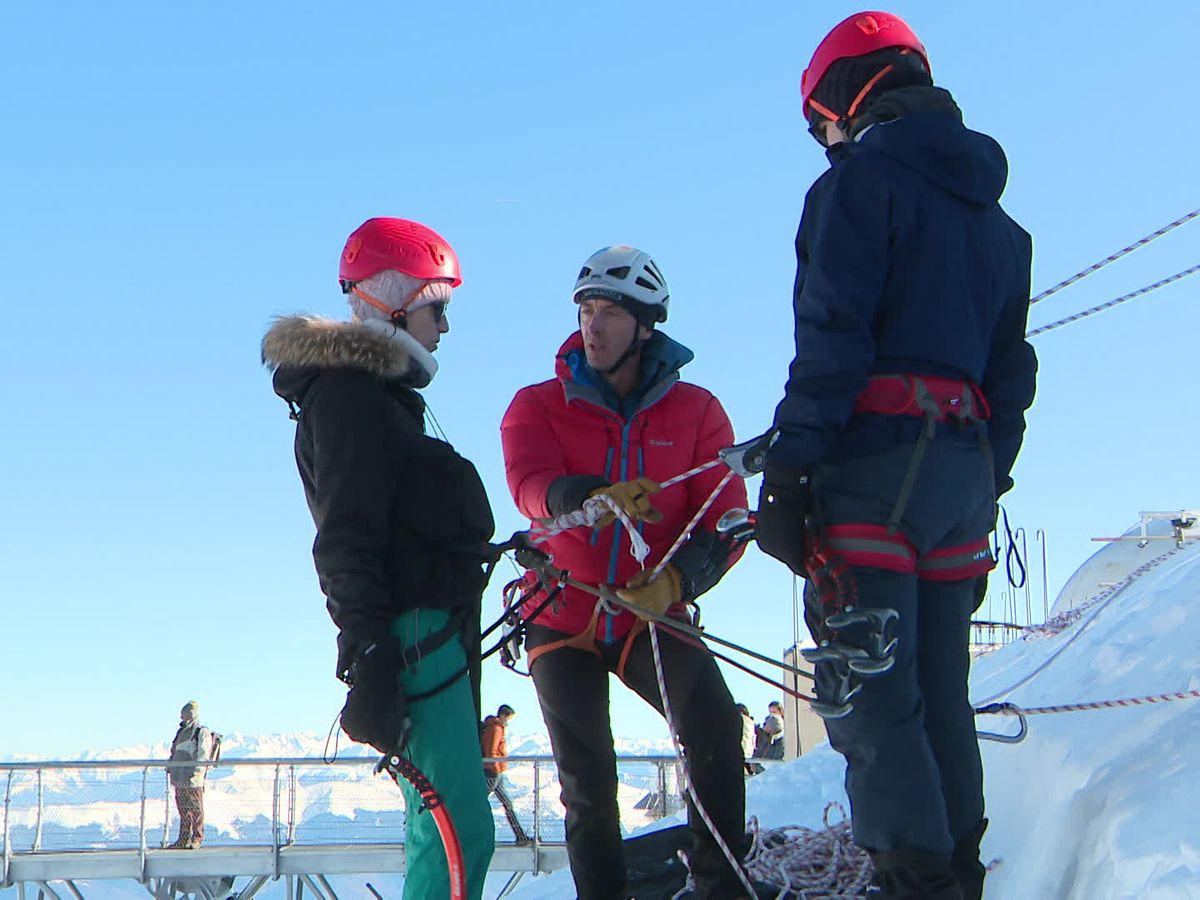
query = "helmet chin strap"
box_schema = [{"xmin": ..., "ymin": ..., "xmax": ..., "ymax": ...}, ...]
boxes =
[{"xmin": 602, "ymin": 331, "xmax": 646, "ymax": 377}]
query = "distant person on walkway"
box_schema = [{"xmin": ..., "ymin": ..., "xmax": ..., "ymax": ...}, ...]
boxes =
[
  {"xmin": 481, "ymin": 704, "xmax": 530, "ymax": 842},
  {"xmin": 759, "ymin": 702, "xmax": 786, "ymax": 761},
  {"xmin": 736, "ymin": 704, "xmax": 758, "ymax": 775},
  {"xmin": 168, "ymin": 701, "xmax": 213, "ymax": 849}
]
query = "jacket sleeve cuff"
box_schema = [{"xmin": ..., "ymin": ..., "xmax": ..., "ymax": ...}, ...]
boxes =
[
  {"xmin": 671, "ymin": 528, "xmax": 735, "ymax": 604},
  {"xmin": 546, "ymin": 474, "xmax": 611, "ymax": 517}
]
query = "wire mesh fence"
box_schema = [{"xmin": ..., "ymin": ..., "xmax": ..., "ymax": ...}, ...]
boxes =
[{"xmin": 1, "ymin": 754, "xmax": 702, "ymax": 857}]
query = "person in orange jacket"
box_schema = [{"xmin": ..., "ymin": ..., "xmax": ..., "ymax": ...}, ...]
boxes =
[{"xmin": 480, "ymin": 704, "xmax": 529, "ymax": 842}]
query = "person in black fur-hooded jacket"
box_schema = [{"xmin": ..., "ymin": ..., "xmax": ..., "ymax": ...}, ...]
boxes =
[{"xmin": 261, "ymin": 217, "xmax": 495, "ymax": 899}]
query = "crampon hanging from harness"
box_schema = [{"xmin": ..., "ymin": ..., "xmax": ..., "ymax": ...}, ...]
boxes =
[{"xmin": 798, "ymin": 373, "xmax": 994, "ymax": 720}]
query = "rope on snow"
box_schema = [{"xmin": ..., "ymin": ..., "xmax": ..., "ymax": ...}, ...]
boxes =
[
  {"xmin": 981, "ymin": 689, "xmax": 1200, "ymax": 717},
  {"xmin": 742, "ymin": 804, "xmax": 874, "ymax": 900},
  {"xmin": 972, "ymin": 543, "xmax": 1189, "ymax": 707}
]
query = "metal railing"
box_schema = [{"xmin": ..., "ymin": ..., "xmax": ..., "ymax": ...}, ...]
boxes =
[{"xmin": 0, "ymin": 753, "xmax": 753, "ymax": 892}]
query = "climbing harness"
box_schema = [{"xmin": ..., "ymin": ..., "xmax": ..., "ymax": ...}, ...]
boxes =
[
  {"xmin": 509, "ymin": 432, "xmax": 780, "ymax": 894},
  {"xmin": 796, "ymin": 373, "xmax": 995, "ymax": 720}
]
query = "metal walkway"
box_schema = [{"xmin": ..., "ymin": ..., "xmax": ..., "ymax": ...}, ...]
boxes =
[{"xmin": 1, "ymin": 754, "xmax": 690, "ymax": 898}]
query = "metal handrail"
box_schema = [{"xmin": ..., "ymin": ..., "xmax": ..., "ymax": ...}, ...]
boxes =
[{"xmin": 0, "ymin": 753, "xmax": 783, "ymax": 883}]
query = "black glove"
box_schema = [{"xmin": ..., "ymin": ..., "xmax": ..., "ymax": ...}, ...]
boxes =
[
  {"xmin": 755, "ymin": 463, "xmax": 812, "ymax": 576},
  {"xmin": 339, "ymin": 638, "xmax": 412, "ymax": 754}
]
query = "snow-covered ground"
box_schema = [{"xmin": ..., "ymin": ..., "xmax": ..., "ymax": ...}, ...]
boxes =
[
  {"xmin": 512, "ymin": 537, "xmax": 1200, "ymax": 899},
  {"xmin": 3, "ymin": 538, "xmax": 1197, "ymax": 898}
]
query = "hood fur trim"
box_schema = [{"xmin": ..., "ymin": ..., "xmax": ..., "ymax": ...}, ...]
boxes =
[{"xmin": 261, "ymin": 315, "xmax": 414, "ymax": 379}]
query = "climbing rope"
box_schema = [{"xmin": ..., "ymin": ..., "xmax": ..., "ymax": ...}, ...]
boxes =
[
  {"xmin": 1029, "ymin": 206, "xmax": 1200, "ymax": 306},
  {"xmin": 742, "ymin": 804, "xmax": 874, "ymax": 899},
  {"xmin": 972, "ymin": 544, "xmax": 1187, "ymax": 708},
  {"xmin": 982, "ymin": 689, "xmax": 1200, "ymax": 717},
  {"xmin": 650, "ymin": 469, "xmax": 738, "ymax": 579},
  {"xmin": 1027, "ymin": 261, "xmax": 1200, "ymax": 338},
  {"xmin": 527, "ymin": 493, "xmax": 651, "ymax": 562},
  {"xmin": 650, "ymin": 622, "xmax": 759, "ymax": 898}
]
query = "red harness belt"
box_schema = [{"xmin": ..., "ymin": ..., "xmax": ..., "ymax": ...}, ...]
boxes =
[{"xmin": 854, "ymin": 373, "xmax": 991, "ymax": 423}]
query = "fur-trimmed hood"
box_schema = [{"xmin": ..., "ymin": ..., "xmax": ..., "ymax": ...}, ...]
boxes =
[{"xmin": 262, "ymin": 315, "xmax": 417, "ymax": 379}]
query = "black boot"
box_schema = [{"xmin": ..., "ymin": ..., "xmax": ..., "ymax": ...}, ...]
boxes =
[
  {"xmin": 869, "ymin": 847, "xmax": 963, "ymax": 900},
  {"xmin": 951, "ymin": 819, "xmax": 988, "ymax": 900}
]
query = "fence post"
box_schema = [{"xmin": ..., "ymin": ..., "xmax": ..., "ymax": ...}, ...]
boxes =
[
  {"xmin": 1036, "ymin": 529, "xmax": 1050, "ymax": 620},
  {"xmin": 272, "ymin": 763, "xmax": 282, "ymax": 870},
  {"xmin": 139, "ymin": 767, "xmax": 149, "ymax": 868},
  {"xmin": 532, "ymin": 759, "xmax": 540, "ymax": 846},
  {"xmin": 33, "ymin": 769, "xmax": 43, "ymax": 852},
  {"xmin": 658, "ymin": 760, "xmax": 668, "ymax": 819},
  {"xmin": 3, "ymin": 770, "xmax": 13, "ymax": 886},
  {"xmin": 287, "ymin": 765, "xmax": 297, "ymax": 846}
]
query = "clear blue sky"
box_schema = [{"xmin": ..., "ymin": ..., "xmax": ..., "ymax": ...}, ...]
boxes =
[{"xmin": 2, "ymin": 2, "xmax": 1196, "ymax": 758}]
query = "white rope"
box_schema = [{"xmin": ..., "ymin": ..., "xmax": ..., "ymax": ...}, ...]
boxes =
[
  {"xmin": 972, "ymin": 544, "xmax": 1187, "ymax": 708},
  {"xmin": 527, "ymin": 494, "xmax": 651, "ymax": 563},
  {"xmin": 650, "ymin": 469, "xmax": 737, "ymax": 580},
  {"xmin": 650, "ymin": 622, "xmax": 758, "ymax": 898},
  {"xmin": 743, "ymin": 805, "xmax": 875, "ymax": 899}
]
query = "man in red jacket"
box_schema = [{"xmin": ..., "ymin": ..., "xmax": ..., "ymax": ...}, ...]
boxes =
[{"xmin": 501, "ymin": 245, "xmax": 751, "ymax": 899}]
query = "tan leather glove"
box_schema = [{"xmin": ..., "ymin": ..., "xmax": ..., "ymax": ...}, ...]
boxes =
[
  {"xmin": 588, "ymin": 477, "xmax": 663, "ymax": 526},
  {"xmin": 616, "ymin": 565, "xmax": 683, "ymax": 620}
]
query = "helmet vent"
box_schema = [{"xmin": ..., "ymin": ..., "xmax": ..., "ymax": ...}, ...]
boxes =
[
  {"xmin": 635, "ymin": 276, "xmax": 660, "ymax": 293},
  {"xmin": 605, "ymin": 266, "xmax": 631, "ymax": 279},
  {"xmin": 578, "ymin": 266, "xmax": 592, "ymax": 279}
]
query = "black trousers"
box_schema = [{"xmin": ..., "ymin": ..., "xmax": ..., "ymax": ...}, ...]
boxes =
[
  {"xmin": 528, "ymin": 623, "xmax": 747, "ymax": 900},
  {"xmin": 808, "ymin": 439, "xmax": 992, "ymax": 859},
  {"xmin": 486, "ymin": 773, "xmax": 529, "ymax": 841}
]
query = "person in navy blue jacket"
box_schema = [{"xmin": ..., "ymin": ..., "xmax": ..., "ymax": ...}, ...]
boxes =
[{"xmin": 754, "ymin": 12, "xmax": 1036, "ymax": 900}]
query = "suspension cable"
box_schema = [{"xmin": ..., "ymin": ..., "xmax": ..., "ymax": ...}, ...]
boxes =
[
  {"xmin": 1027, "ymin": 262, "xmax": 1200, "ymax": 338},
  {"xmin": 1029, "ymin": 207, "xmax": 1200, "ymax": 306}
]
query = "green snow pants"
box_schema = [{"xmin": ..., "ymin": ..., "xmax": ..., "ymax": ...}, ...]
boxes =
[{"xmin": 392, "ymin": 608, "xmax": 494, "ymax": 899}]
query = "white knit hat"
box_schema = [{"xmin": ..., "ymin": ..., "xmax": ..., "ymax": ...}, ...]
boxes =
[{"xmin": 347, "ymin": 269, "xmax": 452, "ymax": 323}]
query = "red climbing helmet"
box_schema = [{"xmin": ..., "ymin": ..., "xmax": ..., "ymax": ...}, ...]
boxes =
[
  {"xmin": 338, "ymin": 217, "xmax": 462, "ymax": 288},
  {"xmin": 801, "ymin": 11, "xmax": 929, "ymax": 122}
]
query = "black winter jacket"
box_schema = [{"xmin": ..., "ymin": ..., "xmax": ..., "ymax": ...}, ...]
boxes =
[
  {"xmin": 262, "ymin": 316, "xmax": 495, "ymax": 666},
  {"xmin": 771, "ymin": 92, "xmax": 1037, "ymax": 496}
]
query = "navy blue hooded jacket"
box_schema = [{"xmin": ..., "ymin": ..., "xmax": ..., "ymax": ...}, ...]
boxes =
[{"xmin": 770, "ymin": 105, "xmax": 1036, "ymax": 496}]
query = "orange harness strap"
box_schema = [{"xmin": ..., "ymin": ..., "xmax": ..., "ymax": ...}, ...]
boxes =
[
  {"xmin": 525, "ymin": 601, "xmax": 605, "ymax": 670},
  {"xmin": 615, "ymin": 618, "xmax": 649, "ymax": 682}
]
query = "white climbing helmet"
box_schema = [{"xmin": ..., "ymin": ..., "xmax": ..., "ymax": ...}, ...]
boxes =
[{"xmin": 572, "ymin": 245, "xmax": 670, "ymax": 324}]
